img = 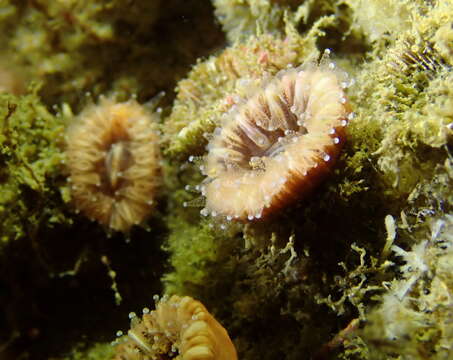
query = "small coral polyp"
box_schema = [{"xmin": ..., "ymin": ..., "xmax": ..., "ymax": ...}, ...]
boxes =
[
  {"xmin": 65, "ymin": 98, "xmax": 160, "ymax": 232},
  {"xmin": 202, "ymin": 53, "xmax": 353, "ymax": 221},
  {"xmin": 113, "ymin": 295, "xmax": 237, "ymax": 360}
]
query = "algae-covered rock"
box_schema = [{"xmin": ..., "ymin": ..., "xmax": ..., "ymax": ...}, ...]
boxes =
[
  {"xmin": 0, "ymin": 0, "xmax": 224, "ymax": 108},
  {"xmin": 212, "ymin": 0, "xmax": 289, "ymax": 43},
  {"xmin": 0, "ymin": 0, "xmax": 452, "ymax": 359},
  {"xmin": 0, "ymin": 89, "xmax": 69, "ymax": 247},
  {"xmin": 344, "ymin": 214, "xmax": 453, "ymax": 360},
  {"xmin": 349, "ymin": 0, "xmax": 453, "ymax": 206}
]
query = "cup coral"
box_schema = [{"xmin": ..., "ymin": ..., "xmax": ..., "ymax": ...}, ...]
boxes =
[
  {"xmin": 65, "ymin": 98, "xmax": 161, "ymax": 232},
  {"xmin": 113, "ymin": 295, "xmax": 237, "ymax": 360},
  {"xmin": 200, "ymin": 51, "xmax": 353, "ymax": 221}
]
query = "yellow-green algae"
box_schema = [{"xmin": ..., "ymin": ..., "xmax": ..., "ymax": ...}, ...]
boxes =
[
  {"xmin": 343, "ymin": 214, "xmax": 453, "ymax": 360},
  {"xmin": 0, "ymin": 0, "xmax": 452, "ymax": 360},
  {"xmin": 0, "ymin": 88, "xmax": 69, "ymax": 247},
  {"xmin": 212, "ymin": 0, "xmax": 289, "ymax": 43},
  {"xmin": 55, "ymin": 342, "xmax": 115, "ymax": 360},
  {"xmin": 212, "ymin": 0, "xmax": 351, "ymax": 45},
  {"xmin": 0, "ymin": 0, "xmax": 223, "ymax": 108}
]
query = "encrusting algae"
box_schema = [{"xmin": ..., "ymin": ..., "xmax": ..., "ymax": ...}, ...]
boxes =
[{"xmin": 113, "ymin": 295, "xmax": 237, "ymax": 360}]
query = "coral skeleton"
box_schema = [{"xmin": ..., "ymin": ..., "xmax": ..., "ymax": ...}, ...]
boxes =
[
  {"xmin": 65, "ymin": 98, "xmax": 161, "ymax": 232},
  {"xmin": 113, "ymin": 295, "xmax": 237, "ymax": 360},
  {"xmin": 201, "ymin": 51, "xmax": 353, "ymax": 221}
]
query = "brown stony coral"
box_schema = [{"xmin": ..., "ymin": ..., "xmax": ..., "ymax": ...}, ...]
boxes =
[
  {"xmin": 113, "ymin": 295, "xmax": 237, "ymax": 360},
  {"xmin": 199, "ymin": 51, "xmax": 353, "ymax": 221},
  {"xmin": 65, "ymin": 98, "xmax": 161, "ymax": 232}
]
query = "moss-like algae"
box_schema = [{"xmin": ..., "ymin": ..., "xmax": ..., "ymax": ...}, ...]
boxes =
[
  {"xmin": 343, "ymin": 214, "xmax": 453, "ymax": 360},
  {"xmin": 0, "ymin": 0, "xmax": 224, "ymax": 108},
  {"xmin": 59, "ymin": 342, "xmax": 115, "ymax": 360},
  {"xmin": 0, "ymin": 88, "xmax": 70, "ymax": 247}
]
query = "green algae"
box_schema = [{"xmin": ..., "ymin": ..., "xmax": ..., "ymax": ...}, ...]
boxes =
[
  {"xmin": 0, "ymin": 88, "xmax": 70, "ymax": 247},
  {"xmin": 0, "ymin": 0, "xmax": 224, "ymax": 108},
  {"xmin": 212, "ymin": 0, "xmax": 289, "ymax": 43},
  {"xmin": 59, "ymin": 342, "xmax": 115, "ymax": 360},
  {"xmin": 347, "ymin": 0, "xmax": 453, "ymax": 208},
  {"xmin": 342, "ymin": 214, "xmax": 453, "ymax": 360}
]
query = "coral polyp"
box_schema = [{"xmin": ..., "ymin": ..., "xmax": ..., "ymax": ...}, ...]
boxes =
[
  {"xmin": 113, "ymin": 295, "xmax": 237, "ymax": 360},
  {"xmin": 65, "ymin": 98, "xmax": 161, "ymax": 232},
  {"xmin": 201, "ymin": 53, "xmax": 353, "ymax": 221}
]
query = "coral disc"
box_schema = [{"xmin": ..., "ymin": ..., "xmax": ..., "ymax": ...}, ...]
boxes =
[
  {"xmin": 202, "ymin": 59, "xmax": 353, "ymax": 221},
  {"xmin": 65, "ymin": 98, "xmax": 160, "ymax": 232}
]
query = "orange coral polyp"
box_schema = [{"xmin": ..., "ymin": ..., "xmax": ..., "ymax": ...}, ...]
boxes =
[
  {"xmin": 65, "ymin": 98, "xmax": 160, "ymax": 232},
  {"xmin": 113, "ymin": 295, "xmax": 238, "ymax": 360},
  {"xmin": 202, "ymin": 59, "xmax": 352, "ymax": 221}
]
